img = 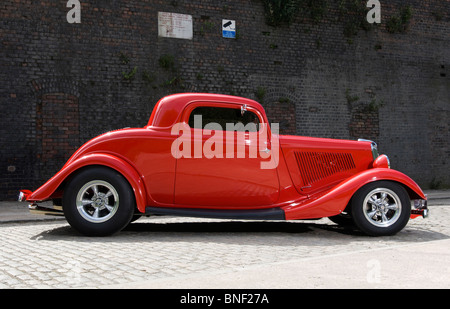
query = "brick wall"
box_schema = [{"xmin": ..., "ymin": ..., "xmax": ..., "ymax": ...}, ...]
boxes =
[
  {"xmin": 1, "ymin": 0, "xmax": 449, "ymax": 199},
  {"xmin": 37, "ymin": 92, "xmax": 80, "ymax": 182}
]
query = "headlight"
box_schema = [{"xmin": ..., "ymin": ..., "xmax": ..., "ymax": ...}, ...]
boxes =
[{"xmin": 372, "ymin": 154, "xmax": 390, "ymax": 169}]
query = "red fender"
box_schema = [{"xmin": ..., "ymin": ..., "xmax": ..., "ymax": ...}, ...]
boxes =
[
  {"xmin": 282, "ymin": 168, "xmax": 426, "ymax": 220},
  {"xmin": 26, "ymin": 153, "xmax": 147, "ymax": 213}
]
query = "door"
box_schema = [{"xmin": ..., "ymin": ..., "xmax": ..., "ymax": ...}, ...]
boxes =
[{"xmin": 173, "ymin": 102, "xmax": 280, "ymax": 208}]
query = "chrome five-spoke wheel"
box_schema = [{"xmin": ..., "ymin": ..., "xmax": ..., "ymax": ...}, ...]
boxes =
[
  {"xmin": 363, "ymin": 188, "xmax": 401, "ymax": 228},
  {"xmin": 76, "ymin": 180, "xmax": 119, "ymax": 223}
]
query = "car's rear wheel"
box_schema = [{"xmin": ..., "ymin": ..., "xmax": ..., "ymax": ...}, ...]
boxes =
[
  {"xmin": 351, "ymin": 181, "xmax": 411, "ymax": 236},
  {"xmin": 63, "ymin": 167, "xmax": 135, "ymax": 236}
]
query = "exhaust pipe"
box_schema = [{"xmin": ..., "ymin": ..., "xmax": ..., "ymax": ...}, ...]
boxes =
[{"xmin": 28, "ymin": 204, "xmax": 64, "ymax": 216}]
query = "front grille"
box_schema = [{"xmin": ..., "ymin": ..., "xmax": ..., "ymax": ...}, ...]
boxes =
[{"xmin": 294, "ymin": 151, "xmax": 356, "ymax": 186}]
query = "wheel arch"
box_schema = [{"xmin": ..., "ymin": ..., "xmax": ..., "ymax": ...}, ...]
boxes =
[
  {"xmin": 28, "ymin": 153, "xmax": 148, "ymax": 213},
  {"xmin": 352, "ymin": 169, "xmax": 425, "ymax": 201},
  {"xmin": 343, "ymin": 179, "xmax": 417, "ymax": 211},
  {"xmin": 343, "ymin": 169, "xmax": 425, "ymax": 207},
  {"xmin": 284, "ymin": 168, "xmax": 426, "ymax": 220}
]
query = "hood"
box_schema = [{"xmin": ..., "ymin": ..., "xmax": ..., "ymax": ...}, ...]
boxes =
[{"xmin": 279, "ymin": 134, "xmax": 374, "ymax": 195}]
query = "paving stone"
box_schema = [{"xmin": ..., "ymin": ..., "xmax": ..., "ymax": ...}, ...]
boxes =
[{"xmin": 0, "ymin": 206, "xmax": 448, "ymax": 288}]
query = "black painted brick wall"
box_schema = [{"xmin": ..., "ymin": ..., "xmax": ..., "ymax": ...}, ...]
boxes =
[{"xmin": 1, "ymin": 0, "xmax": 449, "ymax": 199}]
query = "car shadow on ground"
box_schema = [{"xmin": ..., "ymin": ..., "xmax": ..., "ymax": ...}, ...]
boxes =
[
  {"xmin": 30, "ymin": 217, "xmax": 449, "ymax": 246},
  {"xmin": 124, "ymin": 219, "xmax": 358, "ymax": 234}
]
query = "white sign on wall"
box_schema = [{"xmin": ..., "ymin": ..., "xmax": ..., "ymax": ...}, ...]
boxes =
[
  {"xmin": 158, "ymin": 12, "xmax": 193, "ymax": 40},
  {"xmin": 222, "ymin": 19, "xmax": 236, "ymax": 38}
]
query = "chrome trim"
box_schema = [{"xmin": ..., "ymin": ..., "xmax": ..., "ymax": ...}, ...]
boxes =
[
  {"xmin": 241, "ymin": 104, "xmax": 248, "ymax": 115},
  {"xmin": 358, "ymin": 139, "xmax": 379, "ymax": 160},
  {"xmin": 412, "ymin": 196, "xmax": 428, "ymax": 218},
  {"xmin": 411, "ymin": 206, "xmax": 429, "ymax": 218},
  {"xmin": 386, "ymin": 155, "xmax": 391, "ymax": 168},
  {"xmin": 358, "ymin": 138, "xmax": 377, "ymax": 148},
  {"xmin": 413, "ymin": 196, "xmax": 428, "ymax": 209}
]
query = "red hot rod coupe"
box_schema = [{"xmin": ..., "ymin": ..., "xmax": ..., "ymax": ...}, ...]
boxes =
[{"xmin": 19, "ymin": 93, "xmax": 428, "ymax": 236}]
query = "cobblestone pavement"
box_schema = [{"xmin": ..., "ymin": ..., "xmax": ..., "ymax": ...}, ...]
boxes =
[{"xmin": 0, "ymin": 206, "xmax": 449, "ymax": 289}]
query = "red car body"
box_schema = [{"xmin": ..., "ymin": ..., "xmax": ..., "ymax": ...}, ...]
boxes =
[{"xmin": 19, "ymin": 93, "xmax": 428, "ymax": 236}]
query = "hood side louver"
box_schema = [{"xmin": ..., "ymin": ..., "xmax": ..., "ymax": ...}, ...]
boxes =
[{"xmin": 294, "ymin": 151, "xmax": 356, "ymax": 186}]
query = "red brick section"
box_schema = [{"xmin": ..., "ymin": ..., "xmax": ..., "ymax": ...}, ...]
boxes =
[
  {"xmin": 36, "ymin": 93, "xmax": 80, "ymax": 181},
  {"xmin": 348, "ymin": 106, "xmax": 379, "ymax": 142},
  {"xmin": 264, "ymin": 102, "xmax": 296, "ymax": 135}
]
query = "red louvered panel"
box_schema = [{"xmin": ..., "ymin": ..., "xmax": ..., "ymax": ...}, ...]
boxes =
[{"xmin": 295, "ymin": 151, "xmax": 356, "ymax": 187}]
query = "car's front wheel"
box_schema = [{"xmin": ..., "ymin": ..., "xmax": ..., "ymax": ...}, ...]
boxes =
[
  {"xmin": 63, "ymin": 167, "xmax": 135, "ymax": 236},
  {"xmin": 351, "ymin": 181, "xmax": 411, "ymax": 236}
]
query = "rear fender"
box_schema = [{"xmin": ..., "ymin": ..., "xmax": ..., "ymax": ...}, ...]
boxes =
[
  {"xmin": 27, "ymin": 153, "xmax": 147, "ymax": 213},
  {"xmin": 283, "ymin": 168, "xmax": 426, "ymax": 220}
]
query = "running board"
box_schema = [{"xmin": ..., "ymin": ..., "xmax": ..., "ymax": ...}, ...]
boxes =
[{"xmin": 145, "ymin": 206, "xmax": 285, "ymax": 220}]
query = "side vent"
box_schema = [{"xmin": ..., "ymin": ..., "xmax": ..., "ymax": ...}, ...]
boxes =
[{"xmin": 294, "ymin": 151, "xmax": 356, "ymax": 186}]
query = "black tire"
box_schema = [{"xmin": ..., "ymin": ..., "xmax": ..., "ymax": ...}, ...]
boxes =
[
  {"xmin": 351, "ymin": 181, "xmax": 411, "ymax": 236},
  {"xmin": 63, "ymin": 166, "xmax": 135, "ymax": 236}
]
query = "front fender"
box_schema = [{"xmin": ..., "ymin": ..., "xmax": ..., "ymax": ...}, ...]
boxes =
[
  {"xmin": 27, "ymin": 153, "xmax": 147, "ymax": 213},
  {"xmin": 283, "ymin": 168, "xmax": 426, "ymax": 220}
]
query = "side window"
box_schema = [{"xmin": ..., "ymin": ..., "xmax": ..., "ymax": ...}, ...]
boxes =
[{"xmin": 188, "ymin": 106, "xmax": 260, "ymax": 132}]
